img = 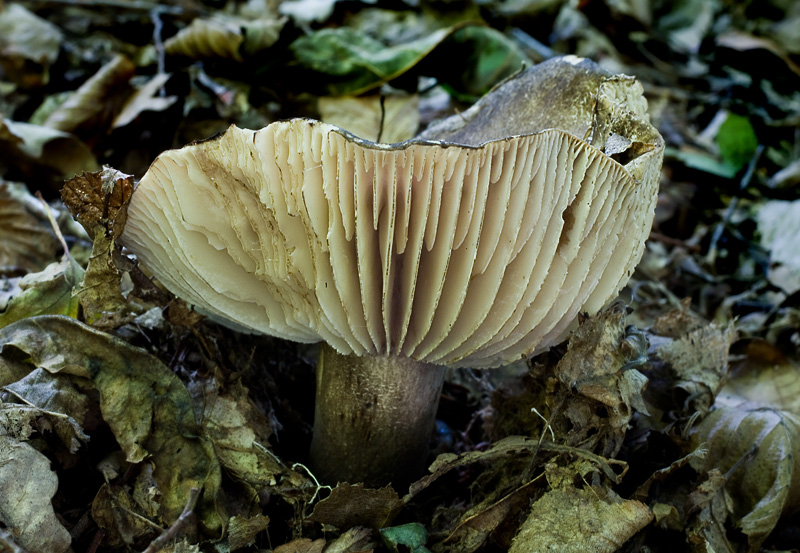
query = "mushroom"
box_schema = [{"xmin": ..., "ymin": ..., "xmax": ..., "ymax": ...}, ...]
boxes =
[{"xmin": 119, "ymin": 56, "xmax": 664, "ymax": 487}]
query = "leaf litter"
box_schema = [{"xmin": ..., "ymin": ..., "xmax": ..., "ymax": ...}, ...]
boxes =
[{"xmin": 0, "ymin": 0, "xmax": 799, "ymax": 552}]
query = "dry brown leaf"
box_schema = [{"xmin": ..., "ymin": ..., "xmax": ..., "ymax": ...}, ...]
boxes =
[
  {"xmin": 657, "ymin": 321, "xmax": 736, "ymax": 416},
  {"xmin": 43, "ymin": 54, "xmax": 136, "ymax": 134},
  {"xmin": 308, "ymin": 483, "xmax": 403, "ymax": 529},
  {"xmin": 318, "ymin": 95, "xmax": 419, "ymax": 143},
  {"xmin": 690, "ymin": 403, "xmax": 800, "ymax": 551},
  {"xmin": 0, "ymin": 435, "xmax": 72, "ymax": 553},
  {"xmin": 61, "ymin": 166, "xmax": 133, "ymax": 239},
  {"xmin": 0, "ymin": 118, "xmax": 99, "ymax": 179},
  {"xmin": 0, "ymin": 3, "xmax": 62, "ymax": 87},
  {"xmin": 92, "ymin": 483, "xmax": 153, "ymax": 547},
  {"xmin": 509, "ymin": 485, "xmax": 652, "ymax": 553},
  {"xmin": 112, "ymin": 73, "xmax": 178, "ymax": 130},
  {"xmin": 228, "ymin": 513, "xmax": 269, "ymax": 551},
  {"xmin": 165, "ymin": 15, "xmax": 285, "ymax": 61},
  {"xmin": 274, "ymin": 538, "xmax": 326, "ymax": 553},
  {"xmin": 0, "ymin": 181, "xmax": 58, "ymax": 272},
  {"xmin": 550, "ymin": 306, "xmax": 649, "ymax": 457}
]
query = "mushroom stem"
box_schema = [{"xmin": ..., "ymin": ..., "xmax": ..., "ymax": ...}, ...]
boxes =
[{"xmin": 310, "ymin": 343, "xmax": 446, "ymax": 488}]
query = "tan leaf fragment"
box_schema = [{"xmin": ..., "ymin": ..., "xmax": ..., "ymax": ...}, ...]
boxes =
[
  {"xmin": 324, "ymin": 527, "xmax": 374, "ymax": 553},
  {"xmin": 0, "ymin": 181, "xmax": 58, "ymax": 272},
  {"xmin": 308, "ymin": 483, "xmax": 403, "ymax": 529},
  {"xmin": 509, "ymin": 486, "xmax": 652, "ymax": 553},
  {"xmin": 92, "ymin": 483, "xmax": 153, "ymax": 547},
  {"xmin": 0, "ymin": 118, "xmax": 99, "ymax": 178},
  {"xmin": 274, "ymin": 538, "xmax": 326, "ymax": 553},
  {"xmin": 165, "ymin": 15, "xmax": 285, "ymax": 61},
  {"xmin": 657, "ymin": 322, "xmax": 736, "ymax": 415},
  {"xmin": 318, "ymin": 95, "xmax": 420, "ymax": 143},
  {"xmin": 690, "ymin": 403, "xmax": 800, "ymax": 551},
  {"xmin": 0, "ymin": 315, "xmax": 225, "ymax": 533},
  {"xmin": 0, "ymin": 4, "xmax": 62, "ymax": 87},
  {"xmin": 228, "ymin": 513, "xmax": 270, "ymax": 551},
  {"xmin": 0, "ymin": 435, "xmax": 71, "ymax": 553},
  {"xmin": 112, "ymin": 72, "xmax": 178, "ymax": 130},
  {"xmin": 192, "ymin": 379, "xmax": 284, "ymax": 487},
  {"xmin": 43, "ymin": 54, "xmax": 136, "ymax": 134}
]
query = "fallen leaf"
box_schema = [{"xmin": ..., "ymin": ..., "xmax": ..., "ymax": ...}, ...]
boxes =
[
  {"xmin": 324, "ymin": 526, "xmax": 373, "ymax": 553},
  {"xmin": 43, "ymin": 54, "xmax": 136, "ymax": 135},
  {"xmin": 0, "ymin": 256, "xmax": 84, "ymax": 329},
  {"xmin": 0, "ymin": 435, "xmax": 72, "ymax": 553},
  {"xmin": 191, "ymin": 378, "xmax": 284, "ymax": 487},
  {"xmin": 274, "ymin": 538, "xmax": 326, "ymax": 553},
  {"xmin": 0, "ymin": 181, "xmax": 58, "ymax": 272},
  {"xmin": 228, "ymin": 513, "xmax": 270, "ymax": 551},
  {"xmin": 0, "ymin": 118, "xmax": 99, "ymax": 180},
  {"xmin": 308, "ymin": 483, "xmax": 402, "ymax": 529},
  {"xmin": 756, "ymin": 198, "xmax": 800, "ymax": 294},
  {"xmin": 3, "ymin": 367, "xmax": 90, "ymax": 452},
  {"xmin": 509, "ymin": 485, "xmax": 652, "ymax": 553},
  {"xmin": 0, "ymin": 3, "xmax": 62, "ymax": 87},
  {"xmin": 551, "ymin": 306, "xmax": 649, "ymax": 457},
  {"xmin": 112, "ymin": 73, "xmax": 178, "ymax": 130},
  {"xmin": 61, "ymin": 166, "xmax": 133, "ymax": 239},
  {"xmin": 91, "ymin": 483, "xmax": 153, "ymax": 547},
  {"xmin": 290, "ymin": 26, "xmax": 452, "ymax": 95},
  {"xmin": 690, "ymin": 403, "xmax": 800, "ymax": 551},
  {"xmin": 656, "ymin": 321, "xmax": 736, "ymax": 416},
  {"xmin": 318, "ymin": 94, "xmax": 419, "ymax": 143},
  {"xmin": 165, "ymin": 15, "xmax": 285, "ymax": 61},
  {"xmin": 0, "ymin": 315, "xmax": 225, "ymax": 533}
]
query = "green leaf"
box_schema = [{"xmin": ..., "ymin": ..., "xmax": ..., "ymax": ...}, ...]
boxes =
[
  {"xmin": 438, "ymin": 25, "xmax": 529, "ymax": 98},
  {"xmin": 380, "ymin": 522, "xmax": 431, "ymax": 553},
  {"xmin": 715, "ymin": 113, "xmax": 758, "ymax": 172},
  {"xmin": 0, "ymin": 257, "xmax": 84, "ymax": 329},
  {"xmin": 0, "ymin": 315, "xmax": 225, "ymax": 533},
  {"xmin": 290, "ymin": 26, "xmax": 451, "ymax": 95}
]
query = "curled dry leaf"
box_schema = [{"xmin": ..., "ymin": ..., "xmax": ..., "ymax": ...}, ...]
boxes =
[
  {"xmin": 318, "ymin": 94, "xmax": 420, "ymax": 144},
  {"xmin": 0, "ymin": 181, "xmax": 58, "ymax": 272},
  {"xmin": 0, "ymin": 315, "xmax": 225, "ymax": 533},
  {"xmin": 308, "ymin": 483, "xmax": 403, "ymax": 529},
  {"xmin": 0, "ymin": 435, "xmax": 72, "ymax": 553},
  {"xmin": 165, "ymin": 15, "xmax": 286, "ymax": 61},
  {"xmin": 550, "ymin": 305, "xmax": 649, "ymax": 457},
  {"xmin": 0, "ymin": 256, "xmax": 84, "ymax": 329},
  {"xmin": 0, "ymin": 118, "xmax": 99, "ymax": 180},
  {"xmin": 61, "ymin": 166, "xmax": 134, "ymax": 239},
  {"xmin": 509, "ymin": 484, "xmax": 652, "ymax": 553},
  {"xmin": 227, "ymin": 514, "xmax": 270, "ymax": 551},
  {"xmin": 0, "ymin": 3, "xmax": 62, "ymax": 87},
  {"xmin": 111, "ymin": 73, "xmax": 178, "ymax": 130},
  {"xmin": 656, "ymin": 320, "xmax": 736, "ymax": 416},
  {"xmin": 690, "ymin": 379, "xmax": 800, "ymax": 549},
  {"xmin": 43, "ymin": 54, "xmax": 136, "ymax": 135}
]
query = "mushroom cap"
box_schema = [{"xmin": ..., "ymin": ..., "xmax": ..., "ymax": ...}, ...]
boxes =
[{"xmin": 120, "ymin": 57, "xmax": 664, "ymax": 368}]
